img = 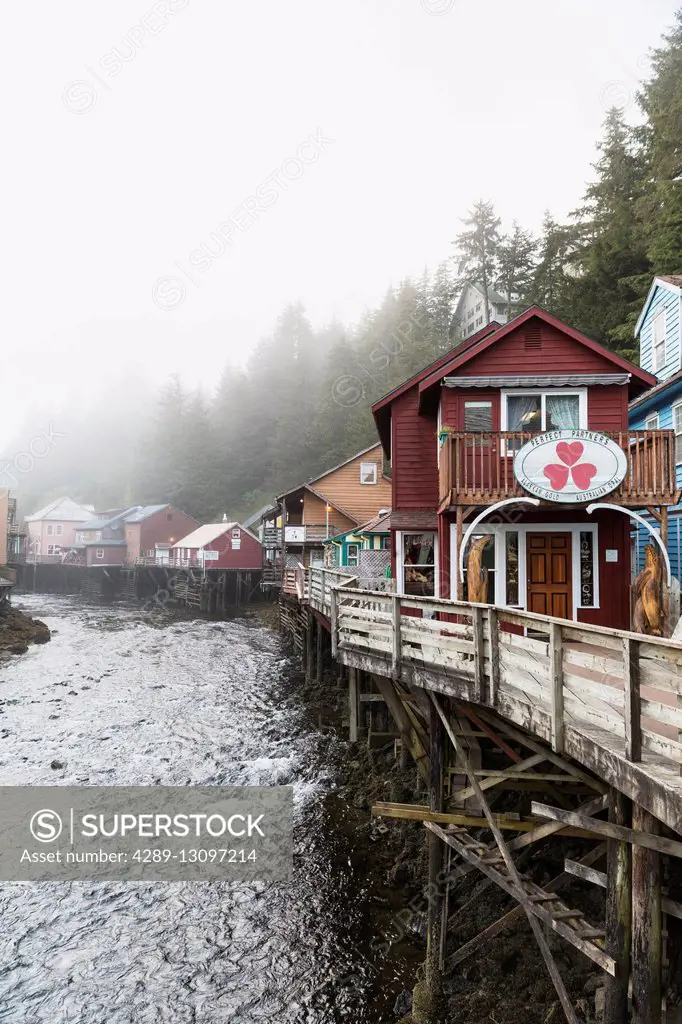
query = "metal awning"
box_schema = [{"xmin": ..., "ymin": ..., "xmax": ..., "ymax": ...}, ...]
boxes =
[{"xmin": 442, "ymin": 373, "xmax": 630, "ymax": 388}]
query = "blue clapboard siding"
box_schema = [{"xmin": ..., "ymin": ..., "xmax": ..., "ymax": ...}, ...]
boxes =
[
  {"xmin": 638, "ymin": 281, "xmax": 682, "ymax": 380},
  {"xmin": 630, "ymin": 378, "xmax": 682, "ymax": 489},
  {"xmin": 631, "ymin": 278, "xmax": 682, "ymax": 583},
  {"xmin": 632, "ymin": 514, "xmax": 682, "ymax": 585}
]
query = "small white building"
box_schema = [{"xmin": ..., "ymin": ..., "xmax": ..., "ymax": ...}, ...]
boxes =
[{"xmin": 455, "ymin": 283, "xmax": 521, "ymax": 340}]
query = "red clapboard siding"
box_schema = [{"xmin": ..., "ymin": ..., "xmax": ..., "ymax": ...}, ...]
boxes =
[
  {"xmin": 393, "ymin": 388, "xmax": 439, "ymax": 510},
  {"xmin": 586, "ymin": 385, "xmax": 628, "ymax": 432},
  {"xmin": 460, "ymin": 324, "xmax": 622, "ymax": 377}
]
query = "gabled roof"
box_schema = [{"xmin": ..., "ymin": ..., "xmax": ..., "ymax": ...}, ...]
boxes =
[
  {"xmin": 172, "ymin": 522, "xmax": 260, "ymax": 549},
  {"xmin": 172, "ymin": 523, "xmax": 237, "ymax": 549},
  {"xmin": 323, "ymin": 509, "xmax": 391, "ymax": 545},
  {"xmin": 26, "ymin": 497, "xmax": 94, "ymax": 522},
  {"xmin": 454, "ymin": 280, "xmax": 511, "ymax": 312},
  {"xmin": 123, "ymin": 504, "xmax": 169, "ymax": 523},
  {"xmin": 629, "ymin": 368, "xmax": 682, "ymax": 412},
  {"xmin": 79, "ymin": 506, "xmax": 141, "ymax": 532},
  {"xmin": 373, "ymin": 307, "xmax": 657, "ymax": 456},
  {"xmin": 276, "ymin": 443, "xmax": 385, "ymax": 504},
  {"xmin": 420, "ymin": 307, "xmax": 655, "ymax": 397},
  {"xmin": 635, "ymin": 276, "xmax": 682, "ymax": 336}
]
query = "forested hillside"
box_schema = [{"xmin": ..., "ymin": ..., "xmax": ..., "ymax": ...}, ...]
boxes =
[{"xmin": 8, "ymin": 9, "xmax": 682, "ymax": 524}]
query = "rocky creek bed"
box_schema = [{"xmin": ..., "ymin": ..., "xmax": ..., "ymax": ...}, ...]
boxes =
[{"xmin": 0, "ymin": 601, "xmax": 51, "ymax": 655}]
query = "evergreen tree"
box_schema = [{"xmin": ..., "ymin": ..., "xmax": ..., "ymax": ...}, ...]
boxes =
[
  {"xmin": 495, "ymin": 223, "xmax": 537, "ymax": 318},
  {"xmin": 638, "ymin": 8, "xmax": 682, "ymax": 275},
  {"xmin": 527, "ymin": 212, "xmax": 575, "ymax": 318},
  {"xmin": 566, "ymin": 108, "xmax": 650, "ymax": 356},
  {"xmin": 452, "ymin": 200, "xmax": 501, "ymax": 324}
]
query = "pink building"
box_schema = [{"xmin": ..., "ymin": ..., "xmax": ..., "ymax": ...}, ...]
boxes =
[{"xmin": 25, "ymin": 497, "xmax": 94, "ymax": 562}]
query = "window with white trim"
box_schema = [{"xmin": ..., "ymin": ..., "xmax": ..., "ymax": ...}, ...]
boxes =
[
  {"xmin": 46, "ymin": 524, "xmax": 53, "ymax": 536},
  {"xmin": 401, "ymin": 533, "xmax": 436, "ymax": 597},
  {"xmin": 359, "ymin": 462, "xmax": 378, "ymax": 485},
  {"xmin": 645, "ymin": 412, "xmax": 660, "ymax": 431},
  {"xmin": 501, "ymin": 389, "xmax": 587, "ymax": 451},
  {"xmin": 56, "ymin": 524, "xmax": 63, "ymax": 536},
  {"xmin": 47, "ymin": 544, "xmax": 61, "ymax": 556},
  {"xmin": 652, "ymin": 311, "xmax": 667, "ymax": 371},
  {"xmin": 347, "ymin": 543, "xmax": 359, "ymax": 567},
  {"xmin": 673, "ymin": 403, "xmax": 682, "ymax": 464},
  {"xmin": 96, "ymin": 548, "xmax": 104, "ymax": 559}
]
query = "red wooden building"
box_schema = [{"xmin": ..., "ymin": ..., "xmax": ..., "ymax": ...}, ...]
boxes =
[
  {"xmin": 372, "ymin": 307, "xmax": 679, "ymax": 631},
  {"xmin": 172, "ymin": 522, "xmax": 262, "ymax": 569}
]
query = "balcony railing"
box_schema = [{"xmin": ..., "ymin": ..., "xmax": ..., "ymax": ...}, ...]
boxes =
[
  {"xmin": 439, "ymin": 429, "xmax": 681, "ymax": 508},
  {"xmin": 265, "ymin": 524, "xmax": 339, "ymax": 546}
]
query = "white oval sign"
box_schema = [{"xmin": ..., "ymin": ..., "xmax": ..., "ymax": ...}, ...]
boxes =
[{"xmin": 513, "ymin": 430, "xmax": 628, "ymax": 504}]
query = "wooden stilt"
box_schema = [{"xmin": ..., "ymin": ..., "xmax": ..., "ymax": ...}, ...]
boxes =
[
  {"xmin": 604, "ymin": 789, "xmax": 631, "ymax": 1024},
  {"xmin": 306, "ymin": 612, "xmax": 314, "ymax": 680},
  {"xmin": 315, "ymin": 617, "xmax": 323, "ymax": 682},
  {"xmin": 349, "ymin": 667, "xmax": 359, "ymax": 743},
  {"xmin": 632, "ymin": 804, "xmax": 662, "ymax": 1024},
  {"xmin": 424, "ymin": 700, "xmax": 445, "ymax": 1015},
  {"xmin": 430, "ymin": 693, "xmax": 581, "ymax": 1024}
]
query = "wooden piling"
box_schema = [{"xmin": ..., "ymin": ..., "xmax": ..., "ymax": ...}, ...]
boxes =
[
  {"xmin": 349, "ymin": 667, "xmax": 359, "ymax": 742},
  {"xmin": 423, "ymin": 699, "xmax": 445, "ymax": 1021},
  {"xmin": 315, "ymin": 616, "xmax": 323, "ymax": 682},
  {"xmin": 306, "ymin": 612, "xmax": 314, "ymax": 680},
  {"xmin": 632, "ymin": 804, "xmax": 662, "ymax": 1024},
  {"xmin": 604, "ymin": 789, "xmax": 631, "ymax": 1023}
]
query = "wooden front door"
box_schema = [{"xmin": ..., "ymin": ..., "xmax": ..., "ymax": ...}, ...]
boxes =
[{"xmin": 526, "ymin": 533, "xmax": 573, "ymax": 619}]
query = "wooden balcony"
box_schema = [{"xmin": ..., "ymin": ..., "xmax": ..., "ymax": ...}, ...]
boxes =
[
  {"xmin": 439, "ymin": 429, "xmax": 681, "ymax": 509},
  {"xmin": 265, "ymin": 524, "xmax": 339, "ymax": 546}
]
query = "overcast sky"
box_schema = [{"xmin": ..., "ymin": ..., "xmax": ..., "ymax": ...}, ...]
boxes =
[{"xmin": 0, "ymin": 0, "xmax": 678, "ymax": 447}]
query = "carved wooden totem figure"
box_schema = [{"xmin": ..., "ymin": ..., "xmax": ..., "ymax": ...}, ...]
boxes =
[
  {"xmin": 632, "ymin": 543, "xmax": 664, "ymax": 636},
  {"xmin": 466, "ymin": 535, "xmax": 492, "ymax": 604}
]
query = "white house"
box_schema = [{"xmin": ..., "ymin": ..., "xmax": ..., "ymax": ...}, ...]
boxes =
[{"xmin": 454, "ymin": 283, "xmax": 521, "ymax": 340}]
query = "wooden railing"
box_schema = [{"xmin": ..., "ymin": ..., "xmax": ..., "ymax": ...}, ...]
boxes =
[
  {"xmin": 439, "ymin": 429, "xmax": 680, "ymax": 507},
  {"xmin": 332, "ymin": 587, "xmax": 682, "ymax": 803}
]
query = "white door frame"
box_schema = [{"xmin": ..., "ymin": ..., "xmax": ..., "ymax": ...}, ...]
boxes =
[{"xmin": 450, "ymin": 521, "xmax": 599, "ymax": 620}]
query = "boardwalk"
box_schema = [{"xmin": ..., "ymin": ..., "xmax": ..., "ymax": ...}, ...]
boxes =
[{"xmin": 282, "ymin": 566, "xmax": 682, "ymax": 1022}]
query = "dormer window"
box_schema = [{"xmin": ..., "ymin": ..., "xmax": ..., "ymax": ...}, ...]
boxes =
[{"xmin": 652, "ymin": 311, "xmax": 667, "ymax": 371}]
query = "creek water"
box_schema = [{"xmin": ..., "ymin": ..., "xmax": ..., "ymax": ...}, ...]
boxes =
[{"xmin": 0, "ymin": 596, "xmax": 410, "ymax": 1024}]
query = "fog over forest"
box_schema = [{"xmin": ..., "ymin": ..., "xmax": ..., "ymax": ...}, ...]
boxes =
[{"xmin": 3, "ymin": 0, "xmax": 680, "ymax": 523}]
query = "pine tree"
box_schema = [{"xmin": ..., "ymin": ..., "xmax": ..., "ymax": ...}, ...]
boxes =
[
  {"xmin": 452, "ymin": 201, "xmax": 501, "ymax": 324},
  {"xmin": 527, "ymin": 212, "xmax": 575, "ymax": 318},
  {"xmin": 566, "ymin": 108, "xmax": 650, "ymax": 356},
  {"xmin": 638, "ymin": 8, "xmax": 682, "ymax": 275},
  {"xmin": 495, "ymin": 223, "xmax": 537, "ymax": 318}
]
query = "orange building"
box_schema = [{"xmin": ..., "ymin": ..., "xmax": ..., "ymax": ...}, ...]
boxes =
[{"xmin": 264, "ymin": 444, "xmax": 391, "ymax": 572}]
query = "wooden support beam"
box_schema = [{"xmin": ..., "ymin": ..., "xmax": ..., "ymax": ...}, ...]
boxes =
[
  {"xmin": 373, "ymin": 676, "xmax": 430, "ymax": 783},
  {"xmin": 315, "ymin": 617, "xmax": 323, "ymax": 682},
  {"xmin": 348, "ymin": 667, "xmax": 359, "ymax": 743},
  {"xmin": 632, "ymin": 803, "xmax": 662, "ymax": 1024},
  {"xmin": 429, "ymin": 693, "xmax": 584, "ymax": 1021},
  {"xmin": 474, "ymin": 708, "xmax": 608, "ymax": 794},
  {"xmin": 425, "ymin": 700, "xmax": 446, "ymax": 1003},
  {"xmin": 453, "ymin": 753, "xmax": 546, "ymax": 804},
  {"xmin": 330, "ymin": 586, "xmax": 338, "ymax": 658},
  {"xmin": 372, "ymin": 801, "xmax": 596, "ymax": 836},
  {"xmin": 604, "ymin": 789, "xmax": 631, "ymax": 1024},
  {"xmin": 449, "ymin": 844, "xmax": 607, "ymax": 969},
  {"xmin": 565, "ymin": 859, "xmax": 682, "ymax": 923},
  {"xmin": 531, "ymin": 801, "xmax": 682, "ymax": 859}
]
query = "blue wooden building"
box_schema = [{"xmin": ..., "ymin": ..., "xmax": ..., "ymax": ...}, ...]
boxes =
[{"xmin": 630, "ymin": 275, "xmax": 682, "ymax": 581}]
